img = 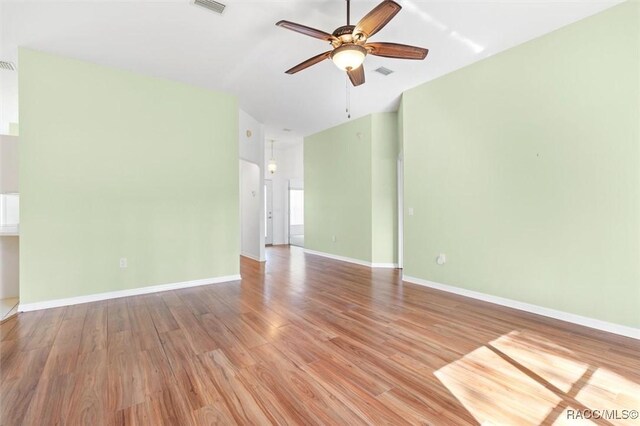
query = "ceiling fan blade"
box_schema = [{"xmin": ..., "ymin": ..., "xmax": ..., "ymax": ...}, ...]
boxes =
[
  {"xmin": 366, "ymin": 42, "xmax": 428, "ymax": 60},
  {"xmin": 285, "ymin": 51, "xmax": 332, "ymax": 74},
  {"xmin": 276, "ymin": 20, "xmax": 336, "ymax": 42},
  {"xmin": 354, "ymin": 0, "xmax": 401, "ymax": 39},
  {"xmin": 347, "ymin": 65, "xmax": 365, "ymax": 87}
]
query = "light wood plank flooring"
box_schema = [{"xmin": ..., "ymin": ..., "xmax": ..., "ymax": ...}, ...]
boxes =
[{"xmin": 1, "ymin": 246, "xmax": 639, "ymax": 425}]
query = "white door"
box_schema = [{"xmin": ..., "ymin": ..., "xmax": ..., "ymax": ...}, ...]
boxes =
[{"xmin": 265, "ymin": 180, "xmax": 273, "ymax": 245}]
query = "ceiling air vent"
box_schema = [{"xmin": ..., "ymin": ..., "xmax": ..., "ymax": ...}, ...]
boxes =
[
  {"xmin": 374, "ymin": 66, "xmax": 394, "ymax": 76},
  {"xmin": 193, "ymin": 0, "xmax": 226, "ymax": 14},
  {"xmin": 0, "ymin": 61, "xmax": 16, "ymax": 71}
]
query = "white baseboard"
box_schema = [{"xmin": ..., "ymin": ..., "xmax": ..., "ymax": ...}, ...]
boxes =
[
  {"xmin": 18, "ymin": 274, "xmax": 242, "ymax": 312},
  {"xmin": 304, "ymin": 249, "xmax": 371, "ymax": 267},
  {"xmin": 303, "ymin": 249, "xmax": 398, "ymax": 269},
  {"xmin": 240, "ymin": 253, "xmax": 265, "ymax": 262},
  {"xmin": 402, "ymin": 275, "xmax": 639, "ymax": 340},
  {"xmin": 371, "ymin": 262, "xmax": 400, "ymax": 269}
]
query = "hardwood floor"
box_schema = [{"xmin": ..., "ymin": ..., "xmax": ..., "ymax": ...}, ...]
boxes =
[{"xmin": 1, "ymin": 246, "xmax": 639, "ymax": 425}]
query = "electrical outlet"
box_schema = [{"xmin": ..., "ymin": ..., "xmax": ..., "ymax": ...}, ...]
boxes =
[
  {"xmin": 119, "ymin": 258, "xmax": 128, "ymax": 268},
  {"xmin": 436, "ymin": 254, "xmax": 446, "ymax": 265},
  {"xmin": 408, "ymin": 207, "xmax": 414, "ymax": 216},
  {"xmin": 332, "ymin": 235, "xmax": 336, "ymax": 243}
]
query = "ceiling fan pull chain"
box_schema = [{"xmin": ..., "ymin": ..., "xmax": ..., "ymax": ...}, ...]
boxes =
[{"xmin": 346, "ymin": 75, "xmax": 351, "ymax": 119}]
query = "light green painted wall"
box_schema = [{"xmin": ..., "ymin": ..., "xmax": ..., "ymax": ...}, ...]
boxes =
[
  {"xmin": 305, "ymin": 115, "xmax": 373, "ymax": 262},
  {"xmin": 305, "ymin": 113, "xmax": 398, "ymax": 264},
  {"xmin": 402, "ymin": 2, "xmax": 640, "ymax": 327},
  {"xmin": 371, "ymin": 113, "xmax": 398, "ymax": 264},
  {"xmin": 19, "ymin": 49, "xmax": 239, "ymax": 304}
]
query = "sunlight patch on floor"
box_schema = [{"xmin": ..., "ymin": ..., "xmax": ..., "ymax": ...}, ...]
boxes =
[
  {"xmin": 434, "ymin": 330, "xmax": 640, "ymax": 425},
  {"xmin": 435, "ymin": 345, "xmax": 561, "ymax": 425},
  {"xmin": 576, "ymin": 368, "xmax": 640, "ymax": 417},
  {"xmin": 491, "ymin": 330, "xmax": 589, "ymax": 393}
]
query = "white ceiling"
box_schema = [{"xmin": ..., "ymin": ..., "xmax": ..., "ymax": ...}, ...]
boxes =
[{"xmin": 0, "ymin": 0, "xmax": 620, "ymax": 139}]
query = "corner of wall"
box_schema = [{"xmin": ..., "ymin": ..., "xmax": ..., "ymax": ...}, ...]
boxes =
[{"xmin": 370, "ymin": 113, "xmax": 399, "ymax": 265}]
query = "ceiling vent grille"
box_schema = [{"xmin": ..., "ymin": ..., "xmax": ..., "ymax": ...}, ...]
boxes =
[
  {"xmin": 0, "ymin": 61, "xmax": 16, "ymax": 71},
  {"xmin": 193, "ymin": 0, "xmax": 226, "ymax": 14},
  {"xmin": 374, "ymin": 66, "xmax": 394, "ymax": 76}
]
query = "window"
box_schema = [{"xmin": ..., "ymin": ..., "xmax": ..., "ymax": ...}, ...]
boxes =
[{"xmin": 289, "ymin": 189, "xmax": 304, "ymax": 226}]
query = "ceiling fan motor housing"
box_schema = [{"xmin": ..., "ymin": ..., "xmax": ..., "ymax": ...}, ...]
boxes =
[
  {"xmin": 333, "ymin": 25, "xmax": 355, "ymax": 37},
  {"xmin": 331, "ymin": 25, "xmax": 367, "ymax": 48}
]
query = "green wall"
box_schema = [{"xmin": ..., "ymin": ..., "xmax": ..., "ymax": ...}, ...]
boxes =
[
  {"xmin": 305, "ymin": 115, "xmax": 373, "ymax": 262},
  {"xmin": 305, "ymin": 113, "xmax": 397, "ymax": 264},
  {"xmin": 19, "ymin": 49, "xmax": 239, "ymax": 304},
  {"xmin": 402, "ymin": 2, "xmax": 640, "ymax": 327},
  {"xmin": 371, "ymin": 113, "xmax": 398, "ymax": 264}
]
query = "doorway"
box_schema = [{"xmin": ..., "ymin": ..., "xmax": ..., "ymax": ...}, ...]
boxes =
[
  {"xmin": 265, "ymin": 180, "xmax": 273, "ymax": 245},
  {"xmin": 288, "ymin": 182, "xmax": 304, "ymax": 247},
  {"xmin": 239, "ymin": 160, "xmax": 263, "ymax": 261},
  {"xmin": 0, "ymin": 134, "xmax": 19, "ymax": 321}
]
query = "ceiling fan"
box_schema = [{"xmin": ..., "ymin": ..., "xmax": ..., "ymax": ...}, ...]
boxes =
[{"xmin": 276, "ymin": 0, "xmax": 428, "ymax": 87}]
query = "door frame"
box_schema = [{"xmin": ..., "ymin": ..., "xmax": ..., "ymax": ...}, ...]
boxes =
[
  {"xmin": 265, "ymin": 179, "xmax": 273, "ymax": 245},
  {"xmin": 397, "ymin": 155, "xmax": 403, "ymax": 269}
]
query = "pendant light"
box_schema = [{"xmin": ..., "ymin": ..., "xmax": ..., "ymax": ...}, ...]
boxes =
[{"xmin": 268, "ymin": 140, "xmax": 278, "ymax": 174}]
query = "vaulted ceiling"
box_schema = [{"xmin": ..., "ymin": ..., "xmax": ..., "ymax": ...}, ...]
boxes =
[{"xmin": 0, "ymin": 0, "xmax": 619, "ymax": 139}]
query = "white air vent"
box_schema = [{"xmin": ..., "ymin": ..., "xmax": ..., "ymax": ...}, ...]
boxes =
[
  {"xmin": 374, "ymin": 66, "xmax": 394, "ymax": 76},
  {"xmin": 0, "ymin": 61, "xmax": 16, "ymax": 71},
  {"xmin": 193, "ymin": 0, "xmax": 226, "ymax": 14}
]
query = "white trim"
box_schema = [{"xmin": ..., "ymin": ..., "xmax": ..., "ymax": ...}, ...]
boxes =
[
  {"xmin": 304, "ymin": 249, "xmax": 399, "ymax": 269},
  {"xmin": 18, "ymin": 274, "xmax": 242, "ymax": 312},
  {"xmin": 397, "ymin": 155, "xmax": 403, "ymax": 269},
  {"xmin": 304, "ymin": 249, "xmax": 371, "ymax": 267},
  {"xmin": 371, "ymin": 263, "xmax": 400, "ymax": 269},
  {"xmin": 402, "ymin": 275, "xmax": 640, "ymax": 340},
  {"xmin": 241, "ymin": 253, "xmax": 265, "ymax": 262}
]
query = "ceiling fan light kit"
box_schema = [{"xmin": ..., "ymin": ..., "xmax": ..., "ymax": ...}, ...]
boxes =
[
  {"xmin": 331, "ymin": 44, "xmax": 367, "ymax": 71},
  {"xmin": 276, "ymin": 0, "xmax": 428, "ymax": 87}
]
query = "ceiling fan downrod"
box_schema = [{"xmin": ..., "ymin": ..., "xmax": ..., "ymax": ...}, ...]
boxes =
[{"xmin": 347, "ymin": 0, "xmax": 350, "ymax": 25}]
